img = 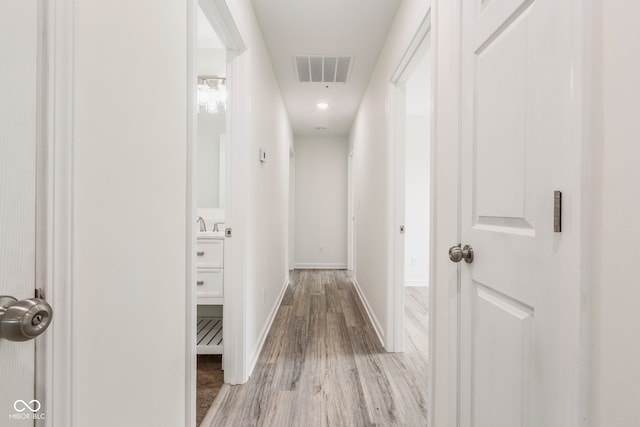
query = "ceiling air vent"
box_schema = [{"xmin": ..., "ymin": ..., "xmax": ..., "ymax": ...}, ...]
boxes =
[{"xmin": 294, "ymin": 55, "xmax": 352, "ymax": 83}]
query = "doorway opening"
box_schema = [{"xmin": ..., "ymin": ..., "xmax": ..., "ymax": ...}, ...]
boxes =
[
  {"xmin": 387, "ymin": 13, "xmax": 432, "ymax": 362},
  {"xmin": 194, "ymin": 4, "xmax": 227, "ymax": 424},
  {"xmin": 188, "ymin": 1, "xmax": 246, "ymax": 426},
  {"xmin": 400, "ymin": 30, "xmax": 431, "ymax": 363}
]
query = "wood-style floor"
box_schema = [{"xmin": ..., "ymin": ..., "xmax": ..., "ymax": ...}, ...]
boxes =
[
  {"xmin": 197, "ymin": 355, "xmax": 224, "ymax": 426},
  {"xmin": 201, "ymin": 270, "xmax": 428, "ymax": 426}
]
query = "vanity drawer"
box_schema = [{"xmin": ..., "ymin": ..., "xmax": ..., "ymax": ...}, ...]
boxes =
[
  {"xmin": 196, "ymin": 269, "xmax": 223, "ymax": 299},
  {"xmin": 196, "ymin": 240, "xmax": 223, "ymax": 267}
]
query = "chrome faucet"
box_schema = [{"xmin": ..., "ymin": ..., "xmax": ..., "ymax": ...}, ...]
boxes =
[
  {"xmin": 196, "ymin": 216, "xmax": 206, "ymax": 232},
  {"xmin": 213, "ymin": 222, "xmax": 225, "ymax": 232}
]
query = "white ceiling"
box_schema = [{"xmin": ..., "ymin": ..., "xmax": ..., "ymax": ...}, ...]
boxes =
[{"xmin": 251, "ymin": 0, "xmax": 401, "ymax": 136}]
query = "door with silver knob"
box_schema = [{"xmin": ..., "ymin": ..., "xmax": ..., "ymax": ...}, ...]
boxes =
[
  {"xmin": 1, "ymin": 0, "xmax": 48, "ymax": 423},
  {"xmin": 457, "ymin": 0, "xmax": 586, "ymax": 423}
]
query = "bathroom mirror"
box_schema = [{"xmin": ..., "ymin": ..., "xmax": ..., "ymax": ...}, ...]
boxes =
[{"xmin": 197, "ymin": 5, "xmax": 226, "ymax": 212}]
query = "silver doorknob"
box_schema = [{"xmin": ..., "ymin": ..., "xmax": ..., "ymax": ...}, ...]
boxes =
[
  {"xmin": 0, "ymin": 296, "xmax": 52, "ymax": 342},
  {"xmin": 449, "ymin": 244, "xmax": 474, "ymax": 264},
  {"xmin": 449, "ymin": 245, "xmax": 463, "ymax": 262}
]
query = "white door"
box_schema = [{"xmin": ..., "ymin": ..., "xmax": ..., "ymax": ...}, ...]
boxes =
[
  {"xmin": 458, "ymin": 0, "xmax": 585, "ymax": 425},
  {"xmin": 1, "ymin": 0, "xmax": 43, "ymax": 424}
]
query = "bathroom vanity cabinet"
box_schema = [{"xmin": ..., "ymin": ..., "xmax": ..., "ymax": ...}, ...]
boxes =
[{"xmin": 196, "ymin": 234, "xmax": 224, "ymax": 355}]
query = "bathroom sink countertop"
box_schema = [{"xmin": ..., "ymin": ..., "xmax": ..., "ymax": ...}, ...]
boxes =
[{"xmin": 197, "ymin": 231, "xmax": 225, "ymax": 239}]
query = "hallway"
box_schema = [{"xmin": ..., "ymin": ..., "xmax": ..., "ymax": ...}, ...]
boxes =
[{"xmin": 201, "ymin": 270, "xmax": 428, "ymax": 426}]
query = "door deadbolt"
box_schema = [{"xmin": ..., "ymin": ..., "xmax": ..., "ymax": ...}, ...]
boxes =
[
  {"xmin": 0, "ymin": 296, "xmax": 53, "ymax": 342},
  {"xmin": 449, "ymin": 244, "xmax": 474, "ymax": 264}
]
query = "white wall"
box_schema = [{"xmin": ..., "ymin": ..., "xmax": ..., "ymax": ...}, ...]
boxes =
[
  {"xmin": 404, "ymin": 40, "xmax": 431, "ymax": 286},
  {"xmin": 72, "ymin": 0, "xmax": 187, "ymax": 425},
  {"xmin": 404, "ymin": 116, "xmax": 429, "ymax": 286},
  {"xmin": 226, "ymin": 0, "xmax": 294, "ymax": 378},
  {"xmin": 349, "ymin": 0, "xmax": 432, "ymax": 344},
  {"xmin": 590, "ymin": 0, "xmax": 640, "ymax": 424},
  {"xmin": 294, "ymin": 136, "xmax": 348, "ymax": 269},
  {"xmin": 196, "ymin": 48, "xmax": 225, "ymax": 76}
]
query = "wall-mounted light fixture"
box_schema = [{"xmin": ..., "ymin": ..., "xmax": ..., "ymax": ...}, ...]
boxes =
[{"xmin": 197, "ymin": 75, "xmax": 226, "ymax": 114}]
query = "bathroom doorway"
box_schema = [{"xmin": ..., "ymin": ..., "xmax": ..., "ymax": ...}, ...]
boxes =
[{"xmin": 188, "ymin": 0, "xmax": 246, "ymax": 425}]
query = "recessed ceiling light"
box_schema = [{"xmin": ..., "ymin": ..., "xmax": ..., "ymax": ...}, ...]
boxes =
[{"xmin": 317, "ymin": 102, "xmax": 329, "ymax": 110}]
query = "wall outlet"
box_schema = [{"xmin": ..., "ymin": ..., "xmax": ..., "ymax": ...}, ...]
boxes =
[
  {"xmin": 319, "ymin": 246, "xmax": 324, "ymax": 253},
  {"xmin": 411, "ymin": 257, "xmax": 417, "ymax": 266},
  {"xmin": 263, "ymin": 288, "xmax": 266, "ymax": 303}
]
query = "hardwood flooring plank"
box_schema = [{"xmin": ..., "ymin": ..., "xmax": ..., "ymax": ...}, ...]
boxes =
[
  {"xmin": 325, "ymin": 276, "xmax": 343, "ymax": 313},
  {"xmin": 340, "ymin": 289, "xmax": 367, "ymax": 328},
  {"xmin": 325, "ymin": 312, "xmax": 373, "ymax": 426},
  {"xmin": 280, "ymin": 283, "xmax": 295, "ymax": 306},
  {"xmin": 259, "ymin": 306, "xmax": 293, "ymax": 365},
  {"xmin": 349, "ymin": 326, "xmax": 401, "ymax": 425}
]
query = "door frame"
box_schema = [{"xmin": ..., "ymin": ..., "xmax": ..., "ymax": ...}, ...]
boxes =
[
  {"xmin": 288, "ymin": 146, "xmax": 295, "ymax": 271},
  {"xmin": 187, "ymin": 0, "xmax": 247, "ymax": 424},
  {"xmin": 40, "ymin": 0, "xmax": 75, "ymax": 424},
  {"xmin": 386, "ymin": 10, "xmax": 432, "ymax": 354},
  {"xmin": 347, "ymin": 150, "xmax": 355, "ymax": 273}
]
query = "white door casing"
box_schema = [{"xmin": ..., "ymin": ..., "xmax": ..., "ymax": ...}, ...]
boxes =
[
  {"xmin": 0, "ymin": 0, "xmax": 40, "ymax": 424},
  {"xmin": 458, "ymin": 0, "xmax": 588, "ymax": 426},
  {"xmin": 387, "ymin": 11, "xmax": 432, "ymax": 353},
  {"xmin": 196, "ymin": 0, "xmax": 247, "ymax": 387}
]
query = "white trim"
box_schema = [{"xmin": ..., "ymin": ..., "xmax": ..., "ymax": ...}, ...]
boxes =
[
  {"xmin": 350, "ymin": 277, "xmax": 385, "ymax": 348},
  {"xmin": 428, "ymin": 1, "xmax": 463, "ymax": 426},
  {"xmin": 35, "ymin": 4, "xmax": 48, "ymax": 420},
  {"xmin": 385, "ymin": 79, "xmax": 405, "ymax": 353},
  {"xmin": 405, "ymin": 280, "xmax": 429, "ymax": 287},
  {"xmin": 198, "ymin": 0, "xmax": 245, "ymax": 52},
  {"xmin": 347, "ymin": 151, "xmax": 354, "ymax": 271},
  {"xmin": 390, "ymin": 12, "xmax": 433, "ymax": 83},
  {"xmin": 570, "ymin": 0, "xmax": 593, "ymax": 424},
  {"xmin": 224, "ymin": 48, "xmax": 249, "ymax": 385},
  {"xmin": 288, "ymin": 149, "xmax": 296, "ymax": 271},
  {"xmin": 185, "ymin": 0, "xmax": 197, "ymax": 425},
  {"xmin": 42, "ymin": 0, "xmax": 75, "ymax": 425},
  {"xmin": 215, "ymin": 4, "xmax": 248, "ymax": 386},
  {"xmin": 247, "ymin": 278, "xmax": 290, "ymax": 376},
  {"xmin": 294, "ymin": 263, "xmax": 348, "ymax": 270},
  {"xmin": 188, "ymin": 0, "xmax": 247, "ymax": 417},
  {"xmin": 199, "ymin": 383, "xmax": 230, "ymax": 426},
  {"xmin": 386, "ymin": 10, "xmax": 432, "ymax": 354}
]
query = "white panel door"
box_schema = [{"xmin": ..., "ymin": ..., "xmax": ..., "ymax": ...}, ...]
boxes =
[
  {"xmin": 0, "ymin": 0, "xmax": 39, "ymax": 424},
  {"xmin": 459, "ymin": 0, "xmax": 584, "ymax": 425}
]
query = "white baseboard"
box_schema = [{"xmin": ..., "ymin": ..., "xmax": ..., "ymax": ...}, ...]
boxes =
[
  {"xmin": 247, "ymin": 277, "xmax": 289, "ymax": 376},
  {"xmin": 405, "ymin": 280, "xmax": 429, "ymax": 287},
  {"xmin": 350, "ymin": 276, "xmax": 385, "ymax": 347},
  {"xmin": 295, "ymin": 263, "xmax": 347, "ymax": 269}
]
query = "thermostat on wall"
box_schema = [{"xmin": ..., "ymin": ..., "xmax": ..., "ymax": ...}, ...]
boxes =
[{"xmin": 259, "ymin": 148, "xmax": 267, "ymax": 163}]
